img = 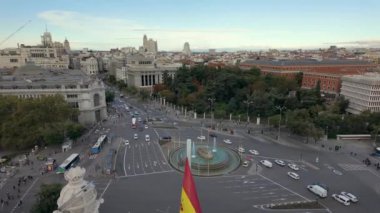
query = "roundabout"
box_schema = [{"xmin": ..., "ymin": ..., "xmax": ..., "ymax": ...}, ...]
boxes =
[{"xmin": 169, "ymin": 143, "xmax": 241, "ymax": 176}]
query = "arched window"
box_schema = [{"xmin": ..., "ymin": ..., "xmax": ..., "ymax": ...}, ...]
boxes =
[{"xmin": 94, "ymin": 93, "xmax": 100, "ymax": 106}]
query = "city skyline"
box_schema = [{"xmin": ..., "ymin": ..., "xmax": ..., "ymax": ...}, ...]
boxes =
[{"xmin": 1, "ymin": 0, "xmax": 380, "ymax": 50}]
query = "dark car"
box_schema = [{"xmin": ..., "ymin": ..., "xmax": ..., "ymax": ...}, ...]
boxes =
[{"xmin": 209, "ymin": 133, "xmax": 217, "ymax": 138}]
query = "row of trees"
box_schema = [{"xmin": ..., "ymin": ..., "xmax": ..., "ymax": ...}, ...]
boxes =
[
  {"xmin": 152, "ymin": 65, "xmax": 380, "ymax": 141},
  {"xmin": 153, "ymin": 65, "xmax": 316, "ymax": 117},
  {"xmin": 0, "ymin": 95, "xmax": 85, "ymax": 150}
]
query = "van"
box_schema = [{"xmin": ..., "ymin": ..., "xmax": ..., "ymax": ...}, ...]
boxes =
[
  {"xmin": 307, "ymin": 184, "xmax": 327, "ymax": 198},
  {"xmin": 145, "ymin": 134, "xmax": 150, "ymax": 142}
]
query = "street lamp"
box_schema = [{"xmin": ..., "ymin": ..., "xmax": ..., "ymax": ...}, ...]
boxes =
[
  {"xmin": 208, "ymin": 97, "xmax": 215, "ymax": 129},
  {"xmin": 275, "ymin": 106, "xmax": 286, "ymax": 141},
  {"xmin": 243, "ymin": 100, "xmax": 253, "ymax": 123}
]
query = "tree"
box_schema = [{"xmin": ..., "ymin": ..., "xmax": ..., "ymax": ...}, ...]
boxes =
[
  {"xmin": 31, "ymin": 183, "xmax": 63, "ymax": 213},
  {"xmin": 105, "ymin": 90, "xmax": 115, "ymax": 103},
  {"xmin": 66, "ymin": 123, "xmax": 85, "ymax": 141}
]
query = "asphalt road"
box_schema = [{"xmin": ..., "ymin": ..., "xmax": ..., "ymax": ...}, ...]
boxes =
[{"xmin": 101, "ymin": 96, "xmax": 380, "ymax": 213}]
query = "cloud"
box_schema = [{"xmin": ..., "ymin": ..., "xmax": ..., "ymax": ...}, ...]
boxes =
[{"xmin": 327, "ymin": 40, "xmax": 380, "ymax": 47}]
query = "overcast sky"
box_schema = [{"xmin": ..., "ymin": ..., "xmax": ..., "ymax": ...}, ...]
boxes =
[{"xmin": 1, "ymin": 0, "xmax": 380, "ymax": 51}]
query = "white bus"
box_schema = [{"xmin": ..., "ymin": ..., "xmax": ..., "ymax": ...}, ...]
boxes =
[{"xmin": 56, "ymin": 153, "xmax": 80, "ymax": 174}]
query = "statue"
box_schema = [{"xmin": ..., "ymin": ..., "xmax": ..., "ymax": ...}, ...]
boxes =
[{"xmin": 53, "ymin": 167, "xmax": 104, "ymax": 213}]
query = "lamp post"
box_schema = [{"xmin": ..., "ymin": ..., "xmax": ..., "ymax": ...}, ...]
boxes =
[
  {"xmin": 243, "ymin": 100, "xmax": 253, "ymax": 123},
  {"xmin": 208, "ymin": 97, "xmax": 215, "ymax": 129},
  {"xmin": 275, "ymin": 106, "xmax": 286, "ymax": 141}
]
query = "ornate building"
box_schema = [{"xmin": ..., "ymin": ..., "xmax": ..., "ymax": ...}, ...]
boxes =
[
  {"xmin": 0, "ymin": 64, "xmax": 107, "ymax": 126},
  {"xmin": 0, "ymin": 30, "xmax": 70, "ymax": 69},
  {"xmin": 142, "ymin": 34, "xmax": 158, "ymax": 54}
]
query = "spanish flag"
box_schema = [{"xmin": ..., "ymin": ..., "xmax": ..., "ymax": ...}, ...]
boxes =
[{"xmin": 180, "ymin": 158, "xmax": 202, "ymax": 213}]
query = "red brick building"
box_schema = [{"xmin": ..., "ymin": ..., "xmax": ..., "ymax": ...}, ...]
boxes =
[{"xmin": 240, "ymin": 59, "xmax": 377, "ymax": 95}]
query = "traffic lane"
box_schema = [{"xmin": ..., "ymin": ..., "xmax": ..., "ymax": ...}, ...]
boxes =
[
  {"xmin": 260, "ymin": 159, "xmax": 377, "ymax": 213},
  {"xmin": 137, "ymin": 142, "xmax": 154, "ymax": 174}
]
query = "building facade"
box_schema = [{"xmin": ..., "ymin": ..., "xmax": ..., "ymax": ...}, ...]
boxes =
[
  {"xmin": 240, "ymin": 59, "xmax": 377, "ymax": 94},
  {"xmin": 0, "ymin": 30, "xmax": 70, "ymax": 69},
  {"xmin": 182, "ymin": 42, "xmax": 191, "ymax": 56},
  {"xmin": 0, "ymin": 64, "xmax": 107, "ymax": 126},
  {"xmin": 122, "ymin": 54, "xmax": 180, "ymax": 89},
  {"xmin": 80, "ymin": 56, "xmax": 99, "ymax": 75},
  {"xmin": 341, "ymin": 73, "xmax": 380, "ymax": 114},
  {"xmin": 142, "ymin": 35, "xmax": 158, "ymax": 54}
]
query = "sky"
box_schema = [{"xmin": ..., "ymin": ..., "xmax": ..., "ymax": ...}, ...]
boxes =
[{"xmin": 1, "ymin": 0, "xmax": 380, "ymax": 51}]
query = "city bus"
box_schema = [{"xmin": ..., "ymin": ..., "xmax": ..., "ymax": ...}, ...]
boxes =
[
  {"xmin": 91, "ymin": 135, "xmax": 107, "ymax": 154},
  {"xmin": 56, "ymin": 153, "xmax": 80, "ymax": 174}
]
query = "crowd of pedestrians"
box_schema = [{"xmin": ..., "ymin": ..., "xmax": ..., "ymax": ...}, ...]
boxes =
[{"xmin": 0, "ymin": 175, "xmax": 33, "ymax": 210}]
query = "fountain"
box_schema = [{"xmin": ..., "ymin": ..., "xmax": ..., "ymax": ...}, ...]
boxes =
[{"xmin": 169, "ymin": 142, "xmax": 240, "ymax": 176}]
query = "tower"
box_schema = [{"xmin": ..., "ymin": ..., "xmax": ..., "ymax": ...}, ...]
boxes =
[
  {"xmin": 41, "ymin": 26, "xmax": 53, "ymax": 47},
  {"xmin": 182, "ymin": 42, "xmax": 191, "ymax": 56},
  {"xmin": 143, "ymin": 34, "xmax": 148, "ymax": 51},
  {"xmin": 64, "ymin": 37, "xmax": 71, "ymax": 53}
]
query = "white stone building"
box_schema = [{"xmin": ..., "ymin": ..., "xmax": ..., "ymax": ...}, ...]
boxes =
[
  {"xmin": 0, "ymin": 30, "xmax": 70, "ymax": 69},
  {"xmin": 142, "ymin": 34, "xmax": 158, "ymax": 54},
  {"xmin": 80, "ymin": 56, "xmax": 99, "ymax": 75},
  {"xmin": 120, "ymin": 54, "xmax": 180, "ymax": 89},
  {"xmin": 0, "ymin": 64, "xmax": 107, "ymax": 126},
  {"xmin": 341, "ymin": 73, "xmax": 380, "ymax": 114}
]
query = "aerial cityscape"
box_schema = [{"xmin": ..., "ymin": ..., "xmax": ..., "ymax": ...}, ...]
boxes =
[{"xmin": 1, "ymin": 0, "xmax": 380, "ymax": 212}]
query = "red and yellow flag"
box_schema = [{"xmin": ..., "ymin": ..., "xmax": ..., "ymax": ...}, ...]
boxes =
[{"xmin": 180, "ymin": 158, "xmax": 202, "ymax": 213}]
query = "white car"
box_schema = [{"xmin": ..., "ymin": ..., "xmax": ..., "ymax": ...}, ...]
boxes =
[
  {"xmin": 260, "ymin": 160, "xmax": 273, "ymax": 168},
  {"xmin": 197, "ymin": 136, "xmax": 206, "ymax": 140},
  {"xmin": 242, "ymin": 161, "xmax": 249, "ymax": 167},
  {"xmin": 275, "ymin": 159, "xmax": 286, "ymax": 166},
  {"xmin": 332, "ymin": 194, "xmax": 350, "ymax": 206},
  {"xmin": 287, "ymin": 171, "xmax": 300, "ymax": 180},
  {"xmin": 144, "ymin": 125, "xmax": 148, "ymax": 129},
  {"xmin": 223, "ymin": 139, "xmax": 232, "ymax": 144},
  {"xmin": 238, "ymin": 147, "xmax": 245, "ymax": 153},
  {"xmin": 124, "ymin": 140, "xmax": 129, "ymax": 146},
  {"xmin": 145, "ymin": 134, "xmax": 150, "ymax": 142},
  {"xmin": 340, "ymin": 192, "xmax": 358, "ymax": 203},
  {"xmin": 134, "ymin": 133, "xmax": 138, "ymax": 140},
  {"xmin": 249, "ymin": 149, "xmax": 259, "ymax": 155},
  {"xmin": 288, "ymin": 163, "xmax": 300, "ymax": 171}
]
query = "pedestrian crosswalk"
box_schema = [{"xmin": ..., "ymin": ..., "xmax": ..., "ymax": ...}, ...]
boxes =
[{"xmin": 338, "ymin": 163, "xmax": 369, "ymax": 171}]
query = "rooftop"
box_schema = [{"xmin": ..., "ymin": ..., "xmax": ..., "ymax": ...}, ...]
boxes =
[{"xmin": 241, "ymin": 59, "xmax": 374, "ymax": 66}]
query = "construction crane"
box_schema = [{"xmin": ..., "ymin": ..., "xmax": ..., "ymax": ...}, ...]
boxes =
[{"xmin": 0, "ymin": 20, "xmax": 31, "ymax": 47}]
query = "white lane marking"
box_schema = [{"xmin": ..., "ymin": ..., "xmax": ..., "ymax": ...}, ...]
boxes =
[
  {"xmin": 119, "ymin": 170, "xmax": 174, "ymax": 178},
  {"xmin": 10, "ymin": 177, "xmax": 39, "ymax": 213},
  {"xmin": 138, "ymin": 141, "xmax": 146, "ymax": 173},
  {"xmin": 100, "ymin": 179, "xmax": 112, "ymax": 198},
  {"xmin": 258, "ymin": 174, "xmax": 311, "ymax": 201},
  {"xmin": 123, "ymin": 146, "xmax": 128, "ymax": 176}
]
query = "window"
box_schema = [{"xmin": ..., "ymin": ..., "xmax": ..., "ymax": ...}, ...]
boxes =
[
  {"xmin": 67, "ymin": 94, "xmax": 78, "ymax": 98},
  {"xmin": 10, "ymin": 58, "xmax": 18, "ymax": 63},
  {"xmin": 69, "ymin": 102, "xmax": 79, "ymax": 108},
  {"xmin": 94, "ymin": 93, "xmax": 100, "ymax": 106}
]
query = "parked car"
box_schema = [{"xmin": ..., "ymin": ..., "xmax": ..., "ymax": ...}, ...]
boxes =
[
  {"xmin": 287, "ymin": 172, "xmax": 300, "ymax": 180},
  {"xmin": 340, "ymin": 192, "xmax": 358, "ymax": 203},
  {"xmin": 275, "ymin": 159, "xmax": 286, "ymax": 166},
  {"xmin": 223, "ymin": 139, "xmax": 232, "ymax": 144},
  {"xmin": 288, "ymin": 163, "xmax": 300, "ymax": 171},
  {"xmin": 332, "ymin": 194, "xmax": 350, "ymax": 206},
  {"xmin": 249, "ymin": 149, "xmax": 259, "ymax": 155},
  {"xmin": 260, "ymin": 160, "xmax": 273, "ymax": 168}
]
